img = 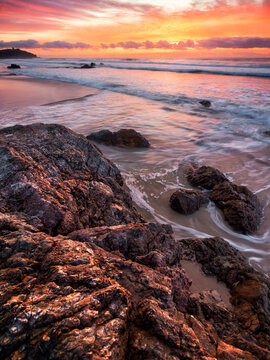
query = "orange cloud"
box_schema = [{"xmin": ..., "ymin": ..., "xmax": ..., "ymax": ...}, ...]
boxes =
[{"xmin": 1, "ymin": 0, "xmax": 269, "ymax": 57}]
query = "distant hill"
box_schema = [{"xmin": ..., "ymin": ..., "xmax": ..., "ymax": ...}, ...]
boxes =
[{"xmin": 0, "ymin": 48, "xmax": 37, "ymax": 59}]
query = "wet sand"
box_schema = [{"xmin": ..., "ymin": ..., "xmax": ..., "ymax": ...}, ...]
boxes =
[{"xmin": 0, "ymin": 75, "xmax": 99, "ymax": 110}]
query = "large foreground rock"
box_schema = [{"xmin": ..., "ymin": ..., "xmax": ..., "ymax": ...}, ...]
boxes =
[
  {"xmin": 0, "ymin": 124, "xmax": 269, "ymax": 359},
  {"xmin": 186, "ymin": 165, "xmax": 262, "ymax": 234},
  {"xmin": 0, "ymin": 124, "xmax": 143, "ymax": 235}
]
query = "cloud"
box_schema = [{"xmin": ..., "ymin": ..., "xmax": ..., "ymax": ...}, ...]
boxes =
[
  {"xmin": 42, "ymin": 41, "xmax": 92, "ymax": 49},
  {"xmin": 0, "ymin": 39, "xmax": 92, "ymax": 49},
  {"xmin": 1, "ymin": 37, "xmax": 270, "ymax": 52},
  {"xmin": 2, "ymin": 0, "xmax": 163, "ymax": 21},
  {"xmin": 102, "ymin": 40, "xmax": 196, "ymax": 50},
  {"xmin": 117, "ymin": 41, "xmax": 142, "ymax": 49},
  {"xmin": 198, "ymin": 37, "xmax": 270, "ymax": 49},
  {"xmin": 103, "ymin": 37, "xmax": 270, "ymax": 50},
  {"xmin": 0, "ymin": 39, "xmax": 40, "ymax": 49}
]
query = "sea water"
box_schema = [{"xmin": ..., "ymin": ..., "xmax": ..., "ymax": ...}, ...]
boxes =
[{"xmin": 0, "ymin": 57, "xmax": 269, "ymax": 275}]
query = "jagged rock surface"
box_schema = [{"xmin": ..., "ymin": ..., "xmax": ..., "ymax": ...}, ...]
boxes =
[
  {"xmin": 0, "ymin": 124, "xmax": 269, "ymax": 360},
  {"xmin": 181, "ymin": 236, "xmax": 270, "ymax": 351},
  {"xmin": 0, "ymin": 124, "xmax": 143, "ymax": 235},
  {"xmin": 186, "ymin": 165, "xmax": 262, "ymax": 234},
  {"xmin": 170, "ymin": 189, "xmax": 209, "ymax": 215}
]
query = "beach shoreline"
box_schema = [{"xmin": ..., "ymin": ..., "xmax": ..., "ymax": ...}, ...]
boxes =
[{"xmin": 0, "ymin": 75, "xmax": 99, "ymax": 110}]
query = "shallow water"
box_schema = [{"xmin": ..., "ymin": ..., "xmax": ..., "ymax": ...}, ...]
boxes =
[{"xmin": 0, "ymin": 57, "xmax": 269, "ymax": 275}]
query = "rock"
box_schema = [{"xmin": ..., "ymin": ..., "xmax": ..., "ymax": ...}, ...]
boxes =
[
  {"xmin": 7, "ymin": 64, "xmax": 20, "ymax": 69},
  {"xmin": 80, "ymin": 62, "xmax": 96, "ymax": 68},
  {"xmin": 0, "ymin": 124, "xmax": 269, "ymax": 360},
  {"xmin": 187, "ymin": 165, "xmax": 228, "ymax": 190},
  {"xmin": 199, "ymin": 100, "xmax": 211, "ymax": 108},
  {"xmin": 170, "ymin": 189, "xmax": 209, "ymax": 215},
  {"xmin": 226, "ymin": 334, "xmax": 270, "ymax": 360},
  {"xmin": 261, "ymin": 130, "xmax": 270, "ymax": 137},
  {"xmin": 187, "ymin": 289, "xmax": 236, "ymax": 338},
  {"xmin": 210, "ymin": 182, "xmax": 262, "ymax": 234},
  {"xmin": 87, "ymin": 129, "xmax": 150, "ymax": 148},
  {"xmin": 217, "ymin": 341, "xmax": 257, "ymax": 360},
  {"xmin": 69, "ymin": 222, "xmax": 180, "ymax": 266},
  {"xmin": 186, "ymin": 165, "xmax": 262, "ymax": 234},
  {"xmin": 0, "ymin": 123, "xmax": 143, "ymax": 235},
  {"xmin": 0, "ymin": 48, "xmax": 37, "ymax": 59},
  {"xmin": 181, "ymin": 236, "xmax": 270, "ymax": 349}
]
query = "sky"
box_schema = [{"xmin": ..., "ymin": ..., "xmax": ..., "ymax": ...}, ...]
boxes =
[{"xmin": 1, "ymin": 0, "xmax": 270, "ymax": 57}]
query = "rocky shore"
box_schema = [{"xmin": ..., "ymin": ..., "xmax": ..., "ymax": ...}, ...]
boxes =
[{"xmin": 0, "ymin": 124, "xmax": 269, "ymax": 359}]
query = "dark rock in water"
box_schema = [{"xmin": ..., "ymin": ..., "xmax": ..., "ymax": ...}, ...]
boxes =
[
  {"xmin": 7, "ymin": 63, "xmax": 21, "ymax": 69},
  {"xmin": 200, "ymin": 100, "xmax": 211, "ymax": 107},
  {"xmin": 262, "ymin": 130, "xmax": 270, "ymax": 137},
  {"xmin": 0, "ymin": 123, "xmax": 269, "ymax": 360},
  {"xmin": 100, "ymin": 62, "xmax": 104, "ymax": 66},
  {"xmin": 87, "ymin": 128, "xmax": 150, "ymax": 148},
  {"xmin": 210, "ymin": 182, "xmax": 262, "ymax": 234},
  {"xmin": 187, "ymin": 165, "xmax": 228, "ymax": 190},
  {"xmin": 186, "ymin": 165, "xmax": 262, "ymax": 234},
  {"xmin": 170, "ymin": 189, "xmax": 209, "ymax": 215},
  {"xmin": 81, "ymin": 62, "xmax": 96, "ymax": 68}
]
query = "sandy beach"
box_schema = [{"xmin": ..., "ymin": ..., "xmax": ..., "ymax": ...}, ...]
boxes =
[{"xmin": 0, "ymin": 75, "xmax": 98, "ymax": 110}]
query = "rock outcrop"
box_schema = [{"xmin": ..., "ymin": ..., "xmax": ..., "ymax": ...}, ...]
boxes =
[
  {"xmin": 199, "ymin": 100, "xmax": 211, "ymax": 108},
  {"xmin": 0, "ymin": 124, "xmax": 142, "ymax": 235},
  {"xmin": 186, "ymin": 165, "xmax": 262, "ymax": 234},
  {"xmin": 0, "ymin": 124, "xmax": 269, "ymax": 360},
  {"xmin": 181, "ymin": 236, "xmax": 270, "ymax": 352},
  {"xmin": 80, "ymin": 63, "xmax": 96, "ymax": 69},
  {"xmin": 0, "ymin": 48, "xmax": 37, "ymax": 59},
  {"xmin": 87, "ymin": 129, "xmax": 150, "ymax": 148},
  {"xmin": 170, "ymin": 189, "xmax": 209, "ymax": 215},
  {"xmin": 7, "ymin": 64, "xmax": 21, "ymax": 69}
]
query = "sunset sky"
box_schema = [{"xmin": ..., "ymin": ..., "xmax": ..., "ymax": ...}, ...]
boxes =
[{"xmin": 1, "ymin": 0, "xmax": 270, "ymax": 57}]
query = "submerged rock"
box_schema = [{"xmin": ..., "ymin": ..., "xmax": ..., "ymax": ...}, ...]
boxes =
[
  {"xmin": 80, "ymin": 62, "xmax": 96, "ymax": 68},
  {"xmin": 87, "ymin": 129, "xmax": 150, "ymax": 148},
  {"xmin": 0, "ymin": 124, "xmax": 269, "ymax": 360},
  {"xmin": 262, "ymin": 130, "xmax": 270, "ymax": 137},
  {"xmin": 170, "ymin": 188, "xmax": 209, "ymax": 215},
  {"xmin": 199, "ymin": 100, "xmax": 211, "ymax": 108},
  {"xmin": 7, "ymin": 64, "xmax": 20, "ymax": 69},
  {"xmin": 186, "ymin": 165, "xmax": 262, "ymax": 234}
]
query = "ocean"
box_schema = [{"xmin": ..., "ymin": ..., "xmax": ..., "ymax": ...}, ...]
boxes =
[{"xmin": 0, "ymin": 57, "xmax": 270, "ymax": 275}]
